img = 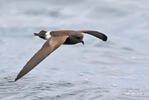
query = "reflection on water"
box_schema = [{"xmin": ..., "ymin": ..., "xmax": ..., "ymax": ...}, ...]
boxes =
[{"xmin": 0, "ymin": 0, "xmax": 149, "ymax": 100}]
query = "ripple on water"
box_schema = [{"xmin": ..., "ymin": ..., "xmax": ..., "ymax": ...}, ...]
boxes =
[
  {"xmin": 94, "ymin": 40, "xmax": 116, "ymax": 48},
  {"xmin": 122, "ymin": 88, "xmax": 144, "ymax": 97},
  {"xmin": 33, "ymin": 86, "xmax": 109, "ymax": 100},
  {"xmin": 0, "ymin": 76, "xmax": 110, "ymax": 100}
]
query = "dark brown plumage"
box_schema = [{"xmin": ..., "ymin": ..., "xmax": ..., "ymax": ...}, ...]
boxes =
[{"xmin": 15, "ymin": 30, "xmax": 108, "ymax": 81}]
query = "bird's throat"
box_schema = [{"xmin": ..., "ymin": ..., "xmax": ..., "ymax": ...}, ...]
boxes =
[{"xmin": 45, "ymin": 31, "xmax": 51, "ymax": 40}]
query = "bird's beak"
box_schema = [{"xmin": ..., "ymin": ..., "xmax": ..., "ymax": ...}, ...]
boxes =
[
  {"xmin": 34, "ymin": 33, "xmax": 39, "ymax": 36},
  {"xmin": 81, "ymin": 41, "xmax": 84, "ymax": 45}
]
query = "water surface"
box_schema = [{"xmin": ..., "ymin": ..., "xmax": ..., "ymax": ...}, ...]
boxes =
[{"xmin": 0, "ymin": 0, "xmax": 149, "ymax": 100}]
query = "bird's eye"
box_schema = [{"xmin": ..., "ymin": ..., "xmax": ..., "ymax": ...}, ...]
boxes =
[
  {"xmin": 76, "ymin": 37, "xmax": 80, "ymax": 39},
  {"xmin": 40, "ymin": 36, "xmax": 45, "ymax": 39}
]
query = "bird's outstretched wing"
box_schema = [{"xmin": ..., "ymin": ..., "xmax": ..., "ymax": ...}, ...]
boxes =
[
  {"xmin": 80, "ymin": 30, "xmax": 108, "ymax": 41},
  {"xmin": 15, "ymin": 36, "xmax": 68, "ymax": 81}
]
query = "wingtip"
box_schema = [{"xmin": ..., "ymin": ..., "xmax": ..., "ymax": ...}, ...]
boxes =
[
  {"xmin": 102, "ymin": 35, "xmax": 108, "ymax": 41},
  {"xmin": 15, "ymin": 74, "xmax": 22, "ymax": 82},
  {"xmin": 14, "ymin": 77, "xmax": 19, "ymax": 82}
]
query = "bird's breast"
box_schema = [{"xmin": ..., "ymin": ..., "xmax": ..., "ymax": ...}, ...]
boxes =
[
  {"xmin": 64, "ymin": 37, "xmax": 76, "ymax": 45},
  {"xmin": 64, "ymin": 35, "xmax": 82, "ymax": 45}
]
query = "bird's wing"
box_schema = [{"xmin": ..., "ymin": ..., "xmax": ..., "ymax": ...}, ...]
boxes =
[
  {"xmin": 15, "ymin": 36, "xmax": 68, "ymax": 81},
  {"xmin": 80, "ymin": 30, "xmax": 108, "ymax": 41}
]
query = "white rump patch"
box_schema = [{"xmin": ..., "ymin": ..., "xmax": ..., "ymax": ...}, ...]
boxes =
[{"xmin": 45, "ymin": 31, "xmax": 51, "ymax": 40}]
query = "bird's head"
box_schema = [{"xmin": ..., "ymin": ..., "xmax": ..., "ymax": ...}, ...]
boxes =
[{"xmin": 34, "ymin": 30, "xmax": 50, "ymax": 40}]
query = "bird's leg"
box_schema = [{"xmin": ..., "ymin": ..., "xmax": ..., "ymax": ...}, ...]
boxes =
[{"xmin": 71, "ymin": 35, "xmax": 84, "ymax": 45}]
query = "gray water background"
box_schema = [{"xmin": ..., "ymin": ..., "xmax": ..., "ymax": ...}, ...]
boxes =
[{"xmin": 0, "ymin": 0, "xmax": 149, "ymax": 100}]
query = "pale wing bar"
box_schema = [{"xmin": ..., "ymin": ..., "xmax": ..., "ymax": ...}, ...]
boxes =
[{"xmin": 15, "ymin": 36, "xmax": 68, "ymax": 81}]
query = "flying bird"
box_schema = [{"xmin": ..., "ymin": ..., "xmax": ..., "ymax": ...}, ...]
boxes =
[{"xmin": 15, "ymin": 30, "xmax": 108, "ymax": 81}]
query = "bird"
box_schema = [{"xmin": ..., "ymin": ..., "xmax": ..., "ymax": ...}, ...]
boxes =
[{"xmin": 15, "ymin": 30, "xmax": 108, "ymax": 81}]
